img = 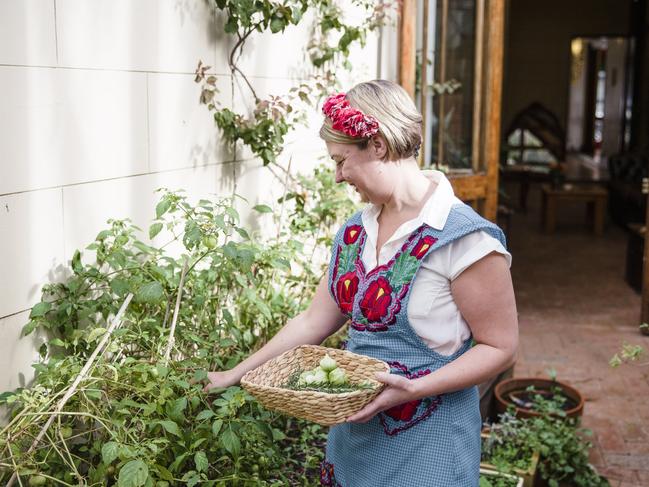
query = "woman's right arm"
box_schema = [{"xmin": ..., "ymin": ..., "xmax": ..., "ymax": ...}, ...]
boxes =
[{"xmin": 204, "ymin": 273, "xmax": 348, "ymax": 391}]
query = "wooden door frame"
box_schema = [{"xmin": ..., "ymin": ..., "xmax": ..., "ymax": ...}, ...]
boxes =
[{"xmin": 399, "ymin": 0, "xmax": 505, "ymax": 221}]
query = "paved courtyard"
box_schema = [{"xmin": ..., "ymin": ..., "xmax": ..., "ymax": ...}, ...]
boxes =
[{"xmin": 505, "ymin": 184, "xmax": 648, "ymax": 486}]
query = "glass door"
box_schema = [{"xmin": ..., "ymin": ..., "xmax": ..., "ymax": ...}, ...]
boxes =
[{"xmin": 401, "ymin": 0, "xmax": 505, "ymax": 220}]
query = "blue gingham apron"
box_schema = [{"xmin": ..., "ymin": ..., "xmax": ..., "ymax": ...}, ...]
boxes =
[{"xmin": 322, "ymin": 203, "xmax": 506, "ymax": 487}]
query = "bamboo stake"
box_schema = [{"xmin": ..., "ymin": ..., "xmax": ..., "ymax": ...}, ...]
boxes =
[
  {"xmin": 6, "ymin": 293, "xmax": 133, "ymax": 487},
  {"xmin": 163, "ymin": 257, "xmax": 189, "ymax": 362}
]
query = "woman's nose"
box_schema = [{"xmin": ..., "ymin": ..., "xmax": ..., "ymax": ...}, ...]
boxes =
[{"xmin": 335, "ymin": 166, "xmax": 345, "ymax": 184}]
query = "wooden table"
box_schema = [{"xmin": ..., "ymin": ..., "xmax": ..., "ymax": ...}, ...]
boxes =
[{"xmin": 540, "ymin": 184, "xmax": 608, "ymax": 236}]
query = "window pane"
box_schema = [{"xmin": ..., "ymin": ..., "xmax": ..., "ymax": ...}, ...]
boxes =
[
  {"xmin": 523, "ymin": 130, "xmax": 543, "ymax": 147},
  {"xmin": 522, "ymin": 149, "xmax": 556, "ymax": 164},
  {"xmin": 508, "ymin": 129, "xmax": 522, "ymax": 146},
  {"xmin": 430, "ymin": 0, "xmax": 476, "ymax": 171}
]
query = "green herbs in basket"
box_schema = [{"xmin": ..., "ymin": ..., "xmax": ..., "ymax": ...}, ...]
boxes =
[{"xmin": 284, "ymin": 354, "xmax": 375, "ymax": 393}]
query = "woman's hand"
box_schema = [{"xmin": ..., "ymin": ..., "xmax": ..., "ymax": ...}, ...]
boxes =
[
  {"xmin": 203, "ymin": 369, "xmax": 241, "ymax": 393},
  {"xmin": 345, "ymin": 372, "xmax": 419, "ymax": 423}
]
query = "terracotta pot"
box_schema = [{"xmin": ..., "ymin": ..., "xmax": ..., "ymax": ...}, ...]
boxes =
[{"xmin": 494, "ymin": 377, "xmax": 584, "ymax": 420}]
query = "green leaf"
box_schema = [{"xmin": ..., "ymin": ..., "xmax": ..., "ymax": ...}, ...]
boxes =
[
  {"xmin": 220, "ymin": 428, "xmax": 240, "ymax": 457},
  {"xmin": 196, "ymin": 409, "xmax": 215, "ymax": 421},
  {"xmin": 253, "ymin": 204, "xmax": 273, "ymax": 213},
  {"xmin": 224, "ymin": 16, "xmax": 238, "ymax": 34},
  {"xmin": 96, "ymin": 229, "xmax": 111, "ymax": 240},
  {"xmin": 154, "ymin": 465, "xmax": 174, "ymax": 481},
  {"xmin": 136, "ymin": 281, "xmax": 164, "ymax": 304},
  {"xmin": 186, "ymin": 474, "xmax": 200, "ymax": 487},
  {"xmin": 156, "ymin": 199, "xmax": 172, "ymax": 219},
  {"xmin": 149, "ymin": 222, "xmax": 163, "ymax": 239},
  {"xmin": 101, "ymin": 441, "xmax": 119, "ymax": 464},
  {"xmin": 194, "ymin": 451, "xmax": 208, "ymax": 473},
  {"xmin": 270, "ymin": 17, "xmax": 285, "ymax": 33},
  {"xmin": 235, "ymin": 227, "xmax": 250, "ymax": 240},
  {"xmin": 21, "ymin": 320, "xmax": 39, "ymax": 336},
  {"xmin": 29, "ymin": 301, "xmax": 51, "ymax": 318},
  {"xmin": 211, "ymin": 419, "xmax": 223, "ymax": 437},
  {"xmin": 86, "ymin": 327, "xmax": 107, "ymax": 343},
  {"xmin": 72, "ymin": 249, "xmax": 83, "ymax": 273},
  {"xmin": 118, "ymin": 459, "xmax": 149, "ymax": 487},
  {"xmin": 166, "ymin": 397, "xmax": 187, "ymax": 422},
  {"xmin": 254, "ymin": 420, "xmax": 274, "ymax": 441},
  {"xmin": 49, "ymin": 338, "xmax": 66, "ymax": 347},
  {"xmin": 225, "ymin": 207, "xmax": 239, "ymax": 221},
  {"xmin": 157, "ymin": 420, "xmax": 182, "ymax": 437},
  {"xmin": 110, "ymin": 278, "xmax": 130, "ymax": 296}
]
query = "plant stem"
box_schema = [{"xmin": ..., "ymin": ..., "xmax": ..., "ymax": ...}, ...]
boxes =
[{"xmin": 6, "ymin": 294, "xmax": 132, "ymax": 487}]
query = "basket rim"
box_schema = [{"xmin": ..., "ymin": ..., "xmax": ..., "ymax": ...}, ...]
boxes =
[{"xmin": 240, "ymin": 344, "xmax": 390, "ymax": 398}]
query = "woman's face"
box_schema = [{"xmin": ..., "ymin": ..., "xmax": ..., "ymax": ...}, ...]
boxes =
[{"xmin": 326, "ymin": 139, "xmax": 394, "ymax": 204}]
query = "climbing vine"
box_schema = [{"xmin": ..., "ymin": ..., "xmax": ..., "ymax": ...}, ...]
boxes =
[{"xmin": 197, "ymin": 0, "xmax": 398, "ymax": 169}]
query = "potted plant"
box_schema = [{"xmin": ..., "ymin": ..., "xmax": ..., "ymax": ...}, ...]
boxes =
[
  {"xmin": 481, "ymin": 427, "xmax": 539, "ymax": 487},
  {"xmin": 483, "ymin": 411, "xmax": 609, "ymax": 487},
  {"xmin": 494, "ymin": 373, "xmax": 584, "ymax": 420},
  {"xmin": 479, "ymin": 467, "xmax": 524, "ymax": 487}
]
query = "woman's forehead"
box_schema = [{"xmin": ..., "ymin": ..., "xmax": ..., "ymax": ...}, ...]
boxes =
[{"xmin": 326, "ymin": 142, "xmax": 353, "ymax": 159}]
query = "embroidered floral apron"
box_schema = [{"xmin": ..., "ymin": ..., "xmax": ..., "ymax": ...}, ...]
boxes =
[{"xmin": 322, "ymin": 204, "xmax": 506, "ymax": 487}]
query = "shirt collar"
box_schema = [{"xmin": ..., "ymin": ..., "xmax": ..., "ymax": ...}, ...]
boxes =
[{"xmin": 361, "ymin": 169, "xmax": 456, "ymax": 232}]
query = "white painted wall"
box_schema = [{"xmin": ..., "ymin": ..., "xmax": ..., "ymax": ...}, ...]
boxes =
[{"xmin": 0, "ymin": 0, "xmax": 396, "ymax": 403}]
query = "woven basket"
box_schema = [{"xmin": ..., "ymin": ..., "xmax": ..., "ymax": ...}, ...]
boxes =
[{"xmin": 241, "ymin": 344, "xmax": 389, "ymax": 426}]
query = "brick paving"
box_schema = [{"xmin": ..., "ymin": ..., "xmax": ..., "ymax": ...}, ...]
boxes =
[{"xmin": 504, "ymin": 183, "xmax": 648, "ymax": 486}]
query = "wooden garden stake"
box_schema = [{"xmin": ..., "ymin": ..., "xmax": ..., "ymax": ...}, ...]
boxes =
[
  {"xmin": 163, "ymin": 257, "xmax": 189, "ymax": 362},
  {"xmin": 6, "ymin": 293, "xmax": 133, "ymax": 487}
]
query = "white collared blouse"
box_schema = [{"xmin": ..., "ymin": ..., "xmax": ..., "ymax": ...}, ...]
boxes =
[{"xmin": 359, "ymin": 170, "xmax": 512, "ymax": 355}]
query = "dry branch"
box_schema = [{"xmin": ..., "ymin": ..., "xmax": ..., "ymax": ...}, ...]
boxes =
[
  {"xmin": 6, "ymin": 293, "xmax": 133, "ymax": 487},
  {"xmin": 163, "ymin": 257, "xmax": 189, "ymax": 362}
]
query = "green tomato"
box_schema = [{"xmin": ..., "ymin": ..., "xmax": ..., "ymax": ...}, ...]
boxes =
[
  {"xmin": 28, "ymin": 476, "xmax": 47, "ymax": 486},
  {"xmin": 203, "ymin": 236, "xmax": 217, "ymax": 249},
  {"xmin": 60, "ymin": 426, "xmax": 73, "ymax": 438},
  {"xmin": 156, "ymin": 482, "xmax": 170, "ymax": 487},
  {"xmin": 319, "ymin": 354, "xmax": 337, "ymax": 372},
  {"xmin": 311, "ymin": 368, "xmax": 328, "ymax": 385},
  {"xmin": 328, "ymin": 367, "xmax": 348, "ymax": 385}
]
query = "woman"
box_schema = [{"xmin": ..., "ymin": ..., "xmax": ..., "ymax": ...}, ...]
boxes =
[{"xmin": 204, "ymin": 80, "xmax": 518, "ymax": 486}]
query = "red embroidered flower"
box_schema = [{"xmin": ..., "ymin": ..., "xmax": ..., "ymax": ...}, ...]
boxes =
[
  {"xmin": 410, "ymin": 235, "xmax": 437, "ymax": 260},
  {"xmin": 359, "ymin": 276, "xmax": 392, "ymax": 322},
  {"xmin": 320, "ymin": 460, "xmax": 336, "ymax": 486},
  {"xmin": 336, "ymin": 271, "xmax": 359, "ymax": 313},
  {"xmin": 384, "ymin": 399, "xmax": 422, "ymax": 422},
  {"xmin": 343, "ymin": 225, "xmax": 362, "ymax": 245}
]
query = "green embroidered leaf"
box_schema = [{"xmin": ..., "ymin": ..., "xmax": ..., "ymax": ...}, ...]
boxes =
[
  {"xmin": 338, "ymin": 242, "xmax": 358, "ymax": 273},
  {"xmin": 390, "ymin": 254, "xmax": 420, "ymax": 288}
]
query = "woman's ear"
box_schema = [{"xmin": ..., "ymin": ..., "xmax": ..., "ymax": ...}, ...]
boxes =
[{"xmin": 370, "ymin": 135, "xmax": 388, "ymax": 160}]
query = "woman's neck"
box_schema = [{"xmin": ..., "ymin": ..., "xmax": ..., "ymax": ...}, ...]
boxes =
[{"xmin": 380, "ymin": 163, "xmax": 436, "ymax": 220}]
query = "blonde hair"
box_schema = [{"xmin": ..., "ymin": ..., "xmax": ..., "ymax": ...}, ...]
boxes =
[{"xmin": 319, "ymin": 79, "xmax": 422, "ymax": 160}]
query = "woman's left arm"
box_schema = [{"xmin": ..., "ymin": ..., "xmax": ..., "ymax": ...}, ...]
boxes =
[{"xmin": 347, "ymin": 252, "xmax": 518, "ymax": 423}]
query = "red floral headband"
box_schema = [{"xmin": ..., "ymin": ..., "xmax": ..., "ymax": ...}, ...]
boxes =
[{"xmin": 322, "ymin": 92, "xmax": 380, "ymax": 139}]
